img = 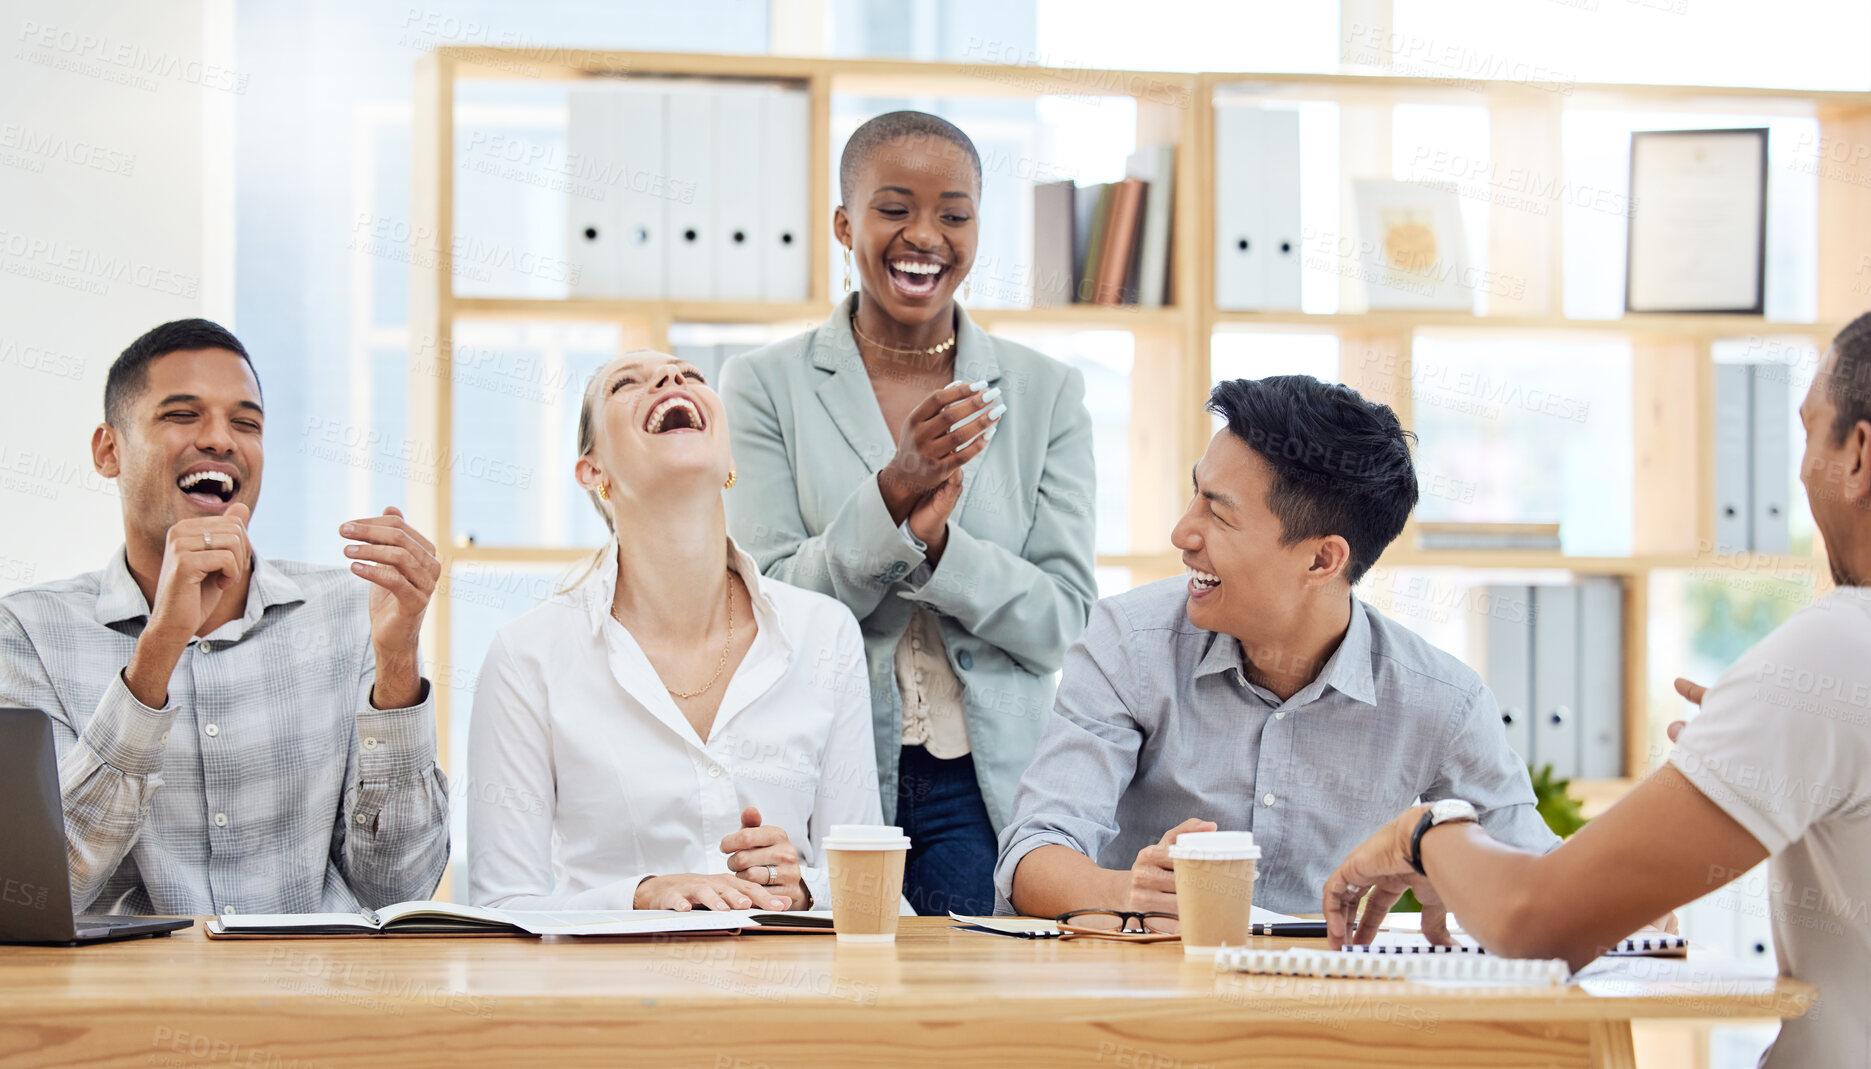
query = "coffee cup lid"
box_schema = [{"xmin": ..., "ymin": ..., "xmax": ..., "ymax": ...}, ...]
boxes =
[
  {"xmin": 824, "ymin": 824, "xmax": 911, "ymax": 851},
  {"xmin": 1167, "ymin": 830, "xmax": 1261, "ymax": 860}
]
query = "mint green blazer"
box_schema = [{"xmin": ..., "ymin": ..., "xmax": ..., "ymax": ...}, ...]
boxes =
[{"xmin": 719, "ymin": 295, "xmax": 1098, "ymax": 831}]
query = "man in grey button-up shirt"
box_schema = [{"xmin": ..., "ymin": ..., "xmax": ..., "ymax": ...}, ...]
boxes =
[
  {"xmin": 0, "ymin": 320, "xmax": 450, "ymax": 916},
  {"xmin": 999, "ymin": 376, "xmax": 1557, "ymax": 917}
]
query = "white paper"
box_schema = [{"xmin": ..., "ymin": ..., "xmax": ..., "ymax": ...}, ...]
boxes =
[
  {"xmin": 525, "ymin": 910, "xmax": 748, "ymax": 936},
  {"xmin": 1378, "ymin": 911, "xmax": 1466, "ymax": 933}
]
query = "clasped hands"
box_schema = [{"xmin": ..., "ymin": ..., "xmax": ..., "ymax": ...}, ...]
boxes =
[
  {"xmin": 633, "ymin": 806, "xmax": 809, "ymax": 912},
  {"xmin": 877, "ymin": 380, "xmax": 1003, "ymax": 565}
]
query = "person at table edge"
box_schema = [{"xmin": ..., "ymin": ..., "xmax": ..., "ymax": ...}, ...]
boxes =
[
  {"xmin": 1324, "ymin": 312, "xmax": 1871, "ymax": 1069},
  {"xmin": 998, "ymin": 374, "xmax": 1559, "ymax": 917},
  {"xmin": 0, "ymin": 319, "xmax": 449, "ymax": 916}
]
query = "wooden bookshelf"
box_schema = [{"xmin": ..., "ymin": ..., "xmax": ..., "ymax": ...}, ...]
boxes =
[{"xmin": 411, "ymin": 47, "xmax": 1870, "ymax": 798}]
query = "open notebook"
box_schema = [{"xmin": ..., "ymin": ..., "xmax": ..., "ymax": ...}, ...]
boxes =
[{"xmin": 205, "ymin": 902, "xmax": 830, "ymax": 938}]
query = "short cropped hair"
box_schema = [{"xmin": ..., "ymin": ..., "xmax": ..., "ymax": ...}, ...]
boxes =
[
  {"xmin": 839, "ymin": 110, "xmax": 982, "ymax": 206},
  {"xmin": 1205, "ymin": 375, "xmax": 1418, "ymax": 585},
  {"xmin": 105, "ymin": 319, "xmax": 260, "ymax": 426},
  {"xmin": 1825, "ymin": 310, "xmax": 1871, "ymax": 444}
]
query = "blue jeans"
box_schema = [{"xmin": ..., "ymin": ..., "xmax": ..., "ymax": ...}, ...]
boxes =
[{"xmin": 895, "ymin": 745, "xmax": 998, "ymax": 916}]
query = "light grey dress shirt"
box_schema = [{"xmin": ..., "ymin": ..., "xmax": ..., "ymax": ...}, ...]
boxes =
[
  {"xmin": 995, "ymin": 577, "xmax": 1559, "ymax": 915},
  {"xmin": 0, "ymin": 550, "xmax": 451, "ymax": 916}
]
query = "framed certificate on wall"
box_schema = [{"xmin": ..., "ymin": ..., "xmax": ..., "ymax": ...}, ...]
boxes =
[
  {"xmin": 1625, "ymin": 128, "xmax": 1768, "ymax": 315},
  {"xmin": 1354, "ymin": 179, "xmax": 1474, "ymax": 311}
]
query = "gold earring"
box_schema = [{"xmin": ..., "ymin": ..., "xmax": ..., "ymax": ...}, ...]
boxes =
[
  {"xmin": 723, "ymin": 470, "xmax": 737, "ymax": 489},
  {"xmin": 597, "ymin": 484, "xmax": 610, "ymax": 501},
  {"xmin": 842, "ymin": 248, "xmax": 851, "ymax": 294}
]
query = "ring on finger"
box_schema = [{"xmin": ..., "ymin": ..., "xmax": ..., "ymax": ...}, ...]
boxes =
[
  {"xmin": 764, "ymin": 864, "xmax": 778, "ymax": 886},
  {"xmin": 203, "ymin": 532, "xmax": 213, "ymax": 550}
]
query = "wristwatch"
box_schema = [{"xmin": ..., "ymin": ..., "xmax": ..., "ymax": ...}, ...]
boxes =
[{"xmin": 1406, "ymin": 799, "xmax": 1478, "ymax": 876}]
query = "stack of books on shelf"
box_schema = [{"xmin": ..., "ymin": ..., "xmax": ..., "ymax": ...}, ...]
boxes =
[
  {"xmin": 1415, "ymin": 522, "xmax": 1562, "ymax": 552},
  {"xmin": 1031, "ymin": 145, "xmax": 1175, "ymax": 308}
]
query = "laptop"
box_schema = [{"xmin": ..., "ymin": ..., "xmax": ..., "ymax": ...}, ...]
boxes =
[{"xmin": 0, "ymin": 708, "xmax": 193, "ymax": 945}]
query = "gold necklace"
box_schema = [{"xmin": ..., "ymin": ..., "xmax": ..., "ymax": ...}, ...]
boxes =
[
  {"xmin": 850, "ymin": 310, "xmax": 956, "ymax": 356},
  {"xmin": 614, "ymin": 572, "xmax": 735, "ymax": 700}
]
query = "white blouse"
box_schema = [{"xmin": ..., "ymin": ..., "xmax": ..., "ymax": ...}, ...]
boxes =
[{"xmin": 466, "ymin": 538, "xmax": 882, "ymax": 910}]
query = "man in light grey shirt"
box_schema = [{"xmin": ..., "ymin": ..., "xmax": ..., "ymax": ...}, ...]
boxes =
[
  {"xmin": 0, "ymin": 320, "xmax": 448, "ymax": 916},
  {"xmin": 999, "ymin": 375, "xmax": 1557, "ymax": 917}
]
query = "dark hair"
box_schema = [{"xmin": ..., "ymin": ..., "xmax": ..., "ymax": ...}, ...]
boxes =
[
  {"xmin": 1205, "ymin": 375, "xmax": 1417, "ymax": 585},
  {"xmin": 105, "ymin": 319, "xmax": 259, "ymax": 426},
  {"xmin": 1825, "ymin": 311, "xmax": 1871, "ymax": 444},
  {"xmin": 839, "ymin": 110, "xmax": 982, "ymax": 206}
]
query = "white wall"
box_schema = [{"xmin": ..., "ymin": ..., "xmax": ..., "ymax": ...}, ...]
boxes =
[{"xmin": 0, "ymin": 0, "xmax": 232, "ymax": 595}]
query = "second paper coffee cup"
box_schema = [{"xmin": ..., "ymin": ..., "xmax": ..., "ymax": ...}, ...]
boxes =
[
  {"xmin": 824, "ymin": 824, "xmax": 911, "ymax": 943},
  {"xmin": 1169, "ymin": 830, "xmax": 1262, "ymax": 955}
]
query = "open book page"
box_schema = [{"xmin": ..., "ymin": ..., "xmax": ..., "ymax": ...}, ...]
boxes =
[
  {"xmin": 374, "ymin": 901, "xmax": 527, "ymax": 929},
  {"xmin": 213, "ymin": 912, "xmax": 378, "ymax": 932}
]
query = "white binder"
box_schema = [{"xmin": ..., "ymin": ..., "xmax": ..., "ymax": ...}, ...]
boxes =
[
  {"xmin": 1214, "ymin": 108, "xmax": 1301, "ymax": 312},
  {"xmin": 1531, "ymin": 585, "xmax": 1580, "ymax": 779},
  {"xmin": 1260, "ymin": 112, "xmax": 1303, "ymax": 311},
  {"xmin": 1712, "ymin": 363, "xmax": 1753, "ymax": 553},
  {"xmin": 1484, "ymin": 585, "xmax": 1534, "ymax": 763},
  {"xmin": 566, "ymin": 92, "xmax": 621, "ymax": 297},
  {"xmin": 664, "ymin": 88, "xmax": 715, "ymax": 300},
  {"xmin": 613, "ymin": 86, "xmax": 668, "ymax": 300},
  {"xmin": 1577, "ymin": 577, "xmax": 1624, "ymax": 780},
  {"xmin": 1750, "ymin": 363, "xmax": 1791, "ymax": 555},
  {"xmin": 711, "ymin": 86, "xmax": 765, "ymax": 302},
  {"xmin": 759, "ymin": 88, "xmax": 810, "ymax": 302},
  {"xmin": 1213, "ymin": 107, "xmax": 1266, "ymax": 311}
]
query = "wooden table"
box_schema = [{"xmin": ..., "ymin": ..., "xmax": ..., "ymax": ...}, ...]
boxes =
[{"xmin": 0, "ymin": 918, "xmax": 1811, "ymax": 1068}]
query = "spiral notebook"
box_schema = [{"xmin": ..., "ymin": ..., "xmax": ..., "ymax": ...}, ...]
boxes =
[
  {"xmin": 1343, "ymin": 932, "xmax": 1688, "ymax": 959},
  {"xmin": 1215, "ymin": 946, "xmax": 1569, "ymax": 985}
]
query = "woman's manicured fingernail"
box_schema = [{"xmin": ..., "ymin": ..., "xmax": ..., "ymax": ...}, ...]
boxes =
[
  {"xmin": 945, "ymin": 379, "xmax": 965, "ymax": 389},
  {"xmin": 969, "ymin": 379, "xmax": 989, "ymax": 392},
  {"xmin": 340, "ymin": 523, "xmax": 357, "ymax": 536},
  {"xmin": 986, "ymin": 403, "xmax": 1007, "ymax": 421},
  {"xmin": 980, "ymin": 387, "xmax": 1002, "ymax": 403},
  {"xmin": 984, "ymin": 427, "xmax": 998, "ymax": 442},
  {"xmin": 950, "ymin": 405, "xmax": 992, "ymax": 433}
]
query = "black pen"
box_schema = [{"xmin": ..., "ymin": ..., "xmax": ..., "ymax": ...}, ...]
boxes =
[{"xmin": 1249, "ymin": 922, "xmax": 1329, "ymax": 937}]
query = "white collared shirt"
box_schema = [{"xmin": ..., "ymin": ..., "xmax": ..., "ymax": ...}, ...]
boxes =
[{"xmin": 466, "ymin": 538, "xmax": 881, "ymax": 910}]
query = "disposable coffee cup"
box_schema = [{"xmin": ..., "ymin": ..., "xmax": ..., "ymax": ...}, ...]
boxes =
[
  {"xmin": 1169, "ymin": 830, "xmax": 1262, "ymax": 955},
  {"xmin": 824, "ymin": 824, "xmax": 910, "ymax": 944}
]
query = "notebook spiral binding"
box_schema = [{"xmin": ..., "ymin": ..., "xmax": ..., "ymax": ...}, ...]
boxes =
[
  {"xmin": 1213, "ymin": 947, "xmax": 1570, "ymax": 985},
  {"xmin": 1340, "ymin": 935, "xmax": 1687, "ymax": 958}
]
